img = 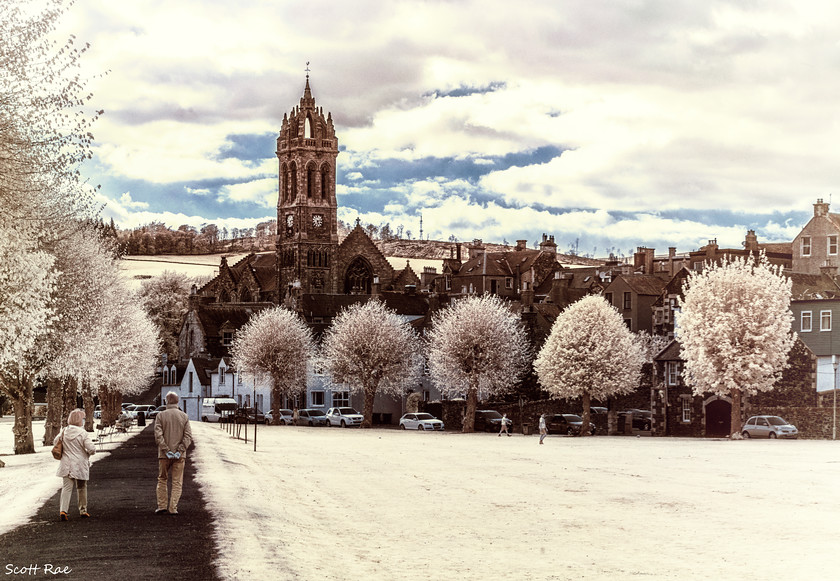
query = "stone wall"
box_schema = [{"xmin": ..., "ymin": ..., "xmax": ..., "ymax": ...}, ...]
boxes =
[{"xmin": 755, "ymin": 405, "xmax": 839, "ymax": 439}]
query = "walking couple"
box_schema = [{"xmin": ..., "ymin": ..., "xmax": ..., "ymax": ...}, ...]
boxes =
[{"xmin": 53, "ymin": 391, "xmax": 192, "ymax": 520}]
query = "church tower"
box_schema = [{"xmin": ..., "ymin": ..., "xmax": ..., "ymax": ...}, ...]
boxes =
[{"xmin": 276, "ymin": 74, "xmax": 340, "ymax": 300}]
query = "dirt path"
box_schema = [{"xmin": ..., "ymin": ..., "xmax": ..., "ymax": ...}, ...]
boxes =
[{"xmin": 0, "ymin": 425, "xmax": 219, "ymax": 580}]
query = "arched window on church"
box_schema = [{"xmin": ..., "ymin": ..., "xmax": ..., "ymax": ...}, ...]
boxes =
[
  {"xmin": 304, "ymin": 115, "xmax": 312, "ymax": 139},
  {"xmin": 280, "ymin": 163, "xmax": 287, "ymax": 201},
  {"xmin": 290, "ymin": 163, "xmax": 297, "ymax": 201},
  {"xmin": 345, "ymin": 256, "xmax": 373, "ymax": 295},
  {"xmin": 240, "ymin": 287, "xmax": 252, "ymax": 303},
  {"xmin": 307, "ymin": 165, "xmax": 316, "ymax": 198},
  {"xmin": 219, "ymin": 288, "xmax": 230, "ymax": 303},
  {"xmin": 320, "ymin": 165, "xmax": 329, "ymax": 199}
]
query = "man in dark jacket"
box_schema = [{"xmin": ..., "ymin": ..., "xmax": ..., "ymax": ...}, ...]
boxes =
[{"xmin": 154, "ymin": 391, "xmax": 193, "ymax": 515}]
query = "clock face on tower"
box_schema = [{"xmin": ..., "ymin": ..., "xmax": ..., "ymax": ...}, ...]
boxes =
[
  {"xmin": 286, "ymin": 214, "xmax": 294, "ymax": 228},
  {"xmin": 312, "ymin": 214, "xmax": 323, "ymax": 228}
]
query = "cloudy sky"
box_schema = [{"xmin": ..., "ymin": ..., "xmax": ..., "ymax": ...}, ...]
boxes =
[{"xmin": 58, "ymin": 0, "xmax": 840, "ymax": 257}]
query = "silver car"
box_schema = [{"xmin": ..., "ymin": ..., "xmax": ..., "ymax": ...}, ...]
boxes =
[
  {"xmin": 399, "ymin": 412, "xmax": 445, "ymax": 431},
  {"xmin": 741, "ymin": 415, "xmax": 798, "ymax": 439}
]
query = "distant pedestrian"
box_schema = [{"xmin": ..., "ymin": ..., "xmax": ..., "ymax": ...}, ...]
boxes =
[
  {"xmin": 539, "ymin": 414, "xmax": 548, "ymax": 444},
  {"xmin": 499, "ymin": 414, "xmax": 511, "ymax": 437},
  {"xmin": 55, "ymin": 409, "xmax": 96, "ymax": 520},
  {"xmin": 154, "ymin": 391, "xmax": 193, "ymax": 515}
]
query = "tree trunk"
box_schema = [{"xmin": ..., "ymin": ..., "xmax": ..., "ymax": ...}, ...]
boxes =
[
  {"xmin": 82, "ymin": 379, "xmax": 95, "ymax": 432},
  {"xmin": 43, "ymin": 377, "xmax": 63, "ymax": 446},
  {"xmin": 62, "ymin": 376, "xmax": 78, "ymax": 422},
  {"xmin": 361, "ymin": 383, "xmax": 376, "ymax": 429},
  {"xmin": 462, "ymin": 381, "xmax": 478, "ymax": 433},
  {"xmin": 580, "ymin": 391, "xmax": 592, "ymax": 437},
  {"xmin": 730, "ymin": 388, "xmax": 742, "ymax": 438},
  {"xmin": 270, "ymin": 378, "xmax": 282, "ymax": 426},
  {"xmin": 12, "ymin": 389, "xmax": 35, "ymax": 455}
]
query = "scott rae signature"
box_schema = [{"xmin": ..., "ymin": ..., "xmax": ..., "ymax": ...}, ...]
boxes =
[{"xmin": 5, "ymin": 565, "xmax": 71, "ymax": 576}]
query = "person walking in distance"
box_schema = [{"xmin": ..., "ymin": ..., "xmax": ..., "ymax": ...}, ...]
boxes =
[
  {"xmin": 55, "ymin": 409, "xmax": 96, "ymax": 520},
  {"xmin": 155, "ymin": 391, "xmax": 192, "ymax": 515},
  {"xmin": 539, "ymin": 414, "xmax": 548, "ymax": 445},
  {"xmin": 498, "ymin": 413, "xmax": 511, "ymax": 437}
]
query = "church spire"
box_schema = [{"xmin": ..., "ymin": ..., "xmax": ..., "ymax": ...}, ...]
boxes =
[{"xmin": 303, "ymin": 61, "xmax": 312, "ymax": 101}]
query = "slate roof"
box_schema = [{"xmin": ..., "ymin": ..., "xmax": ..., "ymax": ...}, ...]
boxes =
[
  {"xmin": 653, "ymin": 339, "xmax": 682, "ymax": 362},
  {"xmin": 195, "ymin": 305, "xmax": 268, "ymax": 337},
  {"xmin": 298, "ymin": 291, "xmax": 430, "ymax": 319},
  {"xmin": 788, "ymin": 272, "xmax": 840, "ymax": 300},
  {"xmin": 615, "ymin": 274, "xmax": 668, "ymax": 296}
]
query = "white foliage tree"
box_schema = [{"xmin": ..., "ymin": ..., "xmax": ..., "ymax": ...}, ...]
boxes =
[
  {"xmin": 321, "ymin": 299, "xmax": 422, "ymax": 428},
  {"xmin": 427, "ymin": 294, "xmax": 529, "ymax": 433},
  {"xmin": 677, "ymin": 254, "xmax": 794, "ymax": 437},
  {"xmin": 231, "ymin": 306, "xmax": 314, "ymax": 425},
  {"xmin": 534, "ymin": 295, "xmax": 644, "ymax": 435},
  {"xmin": 138, "ymin": 271, "xmax": 194, "ymax": 361}
]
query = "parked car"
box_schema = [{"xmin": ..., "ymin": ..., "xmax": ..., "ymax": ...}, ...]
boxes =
[
  {"xmin": 129, "ymin": 404, "xmax": 157, "ymax": 419},
  {"xmin": 201, "ymin": 397, "xmax": 238, "ymax": 423},
  {"xmin": 265, "ymin": 409, "xmax": 295, "ymax": 425},
  {"xmin": 741, "ymin": 415, "xmax": 798, "ymax": 439},
  {"xmin": 473, "ymin": 410, "xmax": 512, "ymax": 433},
  {"xmin": 94, "ymin": 405, "xmax": 101, "ymax": 419},
  {"xmin": 148, "ymin": 405, "xmax": 166, "ymax": 420},
  {"xmin": 121, "ymin": 403, "xmax": 134, "ymax": 410},
  {"xmin": 590, "ymin": 406, "xmax": 608, "ymax": 415},
  {"xmin": 325, "ymin": 407, "xmax": 364, "ymax": 427},
  {"xmin": 547, "ymin": 413, "xmax": 596, "ymax": 436},
  {"xmin": 235, "ymin": 407, "xmax": 266, "ymax": 424},
  {"xmin": 296, "ymin": 409, "xmax": 329, "ymax": 426},
  {"xmin": 399, "ymin": 412, "xmax": 445, "ymax": 431},
  {"xmin": 618, "ymin": 409, "xmax": 652, "ymax": 431}
]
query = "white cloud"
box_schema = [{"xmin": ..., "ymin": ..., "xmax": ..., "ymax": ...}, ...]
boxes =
[{"xmin": 119, "ymin": 192, "xmax": 148, "ymax": 209}]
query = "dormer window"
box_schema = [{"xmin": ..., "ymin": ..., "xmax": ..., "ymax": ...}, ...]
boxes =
[
  {"xmin": 219, "ymin": 367, "xmax": 226, "ymax": 385},
  {"xmin": 222, "ymin": 331, "xmax": 233, "ymax": 346}
]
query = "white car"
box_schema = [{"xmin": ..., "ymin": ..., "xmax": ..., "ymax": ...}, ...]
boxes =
[
  {"xmin": 325, "ymin": 407, "xmax": 364, "ymax": 427},
  {"xmin": 399, "ymin": 412, "xmax": 445, "ymax": 431}
]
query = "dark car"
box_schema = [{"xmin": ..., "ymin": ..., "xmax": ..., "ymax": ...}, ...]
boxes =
[
  {"xmin": 547, "ymin": 413, "xmax": 596, "ymax": 436},
  {"xmin": 296, "ymin": 409, "xmax": 329, "ymax": 426},
  {"xmin": 618, "ymin": 409, "xmax": 652, "ymax": 431},
  {"xmin": 234, "ymin": 407, "xmax": 266, "ymax": 424},
  {"xmin": 473, "ymin": 410, "xmax": 513, "ymax": 433}
]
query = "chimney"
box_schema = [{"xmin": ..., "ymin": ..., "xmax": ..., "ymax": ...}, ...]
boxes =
[
  {"xmin": 815, "ymin": 198, "xmax": 830, "ymax": 217},
  {"xmin": 516, "ymin": 240, "xmax": 527, "ymax": 251},
  {"xmin": 645, "ymin": 247, "xmax": 654, "ymax": 274},
  {"xmin": 539, "ymin": 234, "xmax": 557, "ymax": 254},
  {"xmin": 522, "ymin": 281, "xmax": 534, "ymax": 312},
  {"xmin": 456, "ymin": 242, "xmax": 462, "ymax": 261},
  {"xmin": 549, "ymin": 270, "xmax": 563, "ymax": 304}
]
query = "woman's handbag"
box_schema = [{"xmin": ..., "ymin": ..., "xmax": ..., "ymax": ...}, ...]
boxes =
[{"xmin": 51, "ymin": 430, "xmax": 64, "ymax": 460}]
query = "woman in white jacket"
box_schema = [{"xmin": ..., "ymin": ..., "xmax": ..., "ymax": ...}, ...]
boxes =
[{"xmin": 54, "ymin": 409, "xmax": 96, "ymax": 520}]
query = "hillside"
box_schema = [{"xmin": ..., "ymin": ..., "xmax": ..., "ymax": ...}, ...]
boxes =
[{"xmin": 374, "ymin": 238, "xmax": 603, "ymax": 266}]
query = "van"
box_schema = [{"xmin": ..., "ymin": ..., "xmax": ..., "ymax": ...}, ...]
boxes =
[{"xmin": 200, "ymin": 397, "xmax": 238, "ymax": 422}]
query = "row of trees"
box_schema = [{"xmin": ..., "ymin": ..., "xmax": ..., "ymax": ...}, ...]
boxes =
[
  {"xmin": 117, "ymin": 220, "xmax": 277, "ymax": 256},
  {"xmin": 230, "ymin": 254, "xmax": 793, "ymax": 435},
  {"xmin": 0, "ymin": 0, "xmax": 161, "ymax": 453}
]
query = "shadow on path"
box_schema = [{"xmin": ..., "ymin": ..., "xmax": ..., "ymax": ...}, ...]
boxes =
[{"xmin": 0, "ymin": 425, "xmax": 219, "ymax": 580}]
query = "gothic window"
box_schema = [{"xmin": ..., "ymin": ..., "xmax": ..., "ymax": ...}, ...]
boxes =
[
  {"xmin": 290, "ymin": 164, "xmax": 297, "ymax": 201},
  {"xmin": 307, "ymin": 165, "xmax": 316, "ymax": 198},
  {"xmin": 240, "ymin": 287, "xmax": 252, "ymax": 302},
  {"xmin": 320, "ymin": 165, "xmax": 330, "ymax": 199},
  {"xmin": 345, "ymin": 256, "xmax": 373, "ymax": 294},
  {"xmin": 219, "ymin": 288, "xmax": 230, "ymax": 303},
  {"xmin": 304, "ymin": 115, "xmax": 312, "ymax": 139}
]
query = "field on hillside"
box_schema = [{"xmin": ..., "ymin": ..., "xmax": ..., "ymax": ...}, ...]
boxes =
[{"xmin": 118, "ymin": 254, "xmax": 252, "ymax": 289}]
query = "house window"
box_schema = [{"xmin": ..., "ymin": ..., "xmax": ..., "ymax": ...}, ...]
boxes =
[
  {"xmin": 238, "ymin": 372, "xmax": 242, "ymax": 384},
  {"xmin": 830, "ymin": 236, "xmax": 838, "ymax": 256},
  {"xmin": 681, "ymin": 399, "xmax": 691, "ymax": 423},
  {"xmin": 188, "ymin": 372, "xmax": 193, "ymax": 393},
  {"xmin": 623, "ymin": 292, "xmax": 632, "ymax": 310},
  {"xmin": 311, "ymin": 391, "xmax": 325, "ymax": 407},
  {"xmin": 332, "ymin": 391, "xmax": 350, "ymax": 407},
  {"xmin": 802, "ymin": 236, "xmax": 811, "ymax": 257},
  {"xmin": 667, "ymin": 362, "xmax": 681, "ymax": 386},
  {"xmin": 605, "ymin": 292, "xmax": 613, "ymax": 305},
  {"xmin": 162, "ymin": 369, "xmax": 169, "ymax": 385},
  {"xmin": 505, "ymin": 277, "xmax": 513, "ymax": 289},
  {"xmin": 445, "ymin": 276, "xmax": 451, "ymax": 291},
  {"xmin": 222, "ymin": 331, "xmax": 233, "ymax": 346},
  {"xmin": 801, "ymin": 311, "xmax": 813, "ymax": 333},
  {"xmin": 821, "ymin": 310, "xmax": 832, "ymax": 331},
  {"xmin": 219, "ymin": 368, "xmax": 225, "ymax": 385}
]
